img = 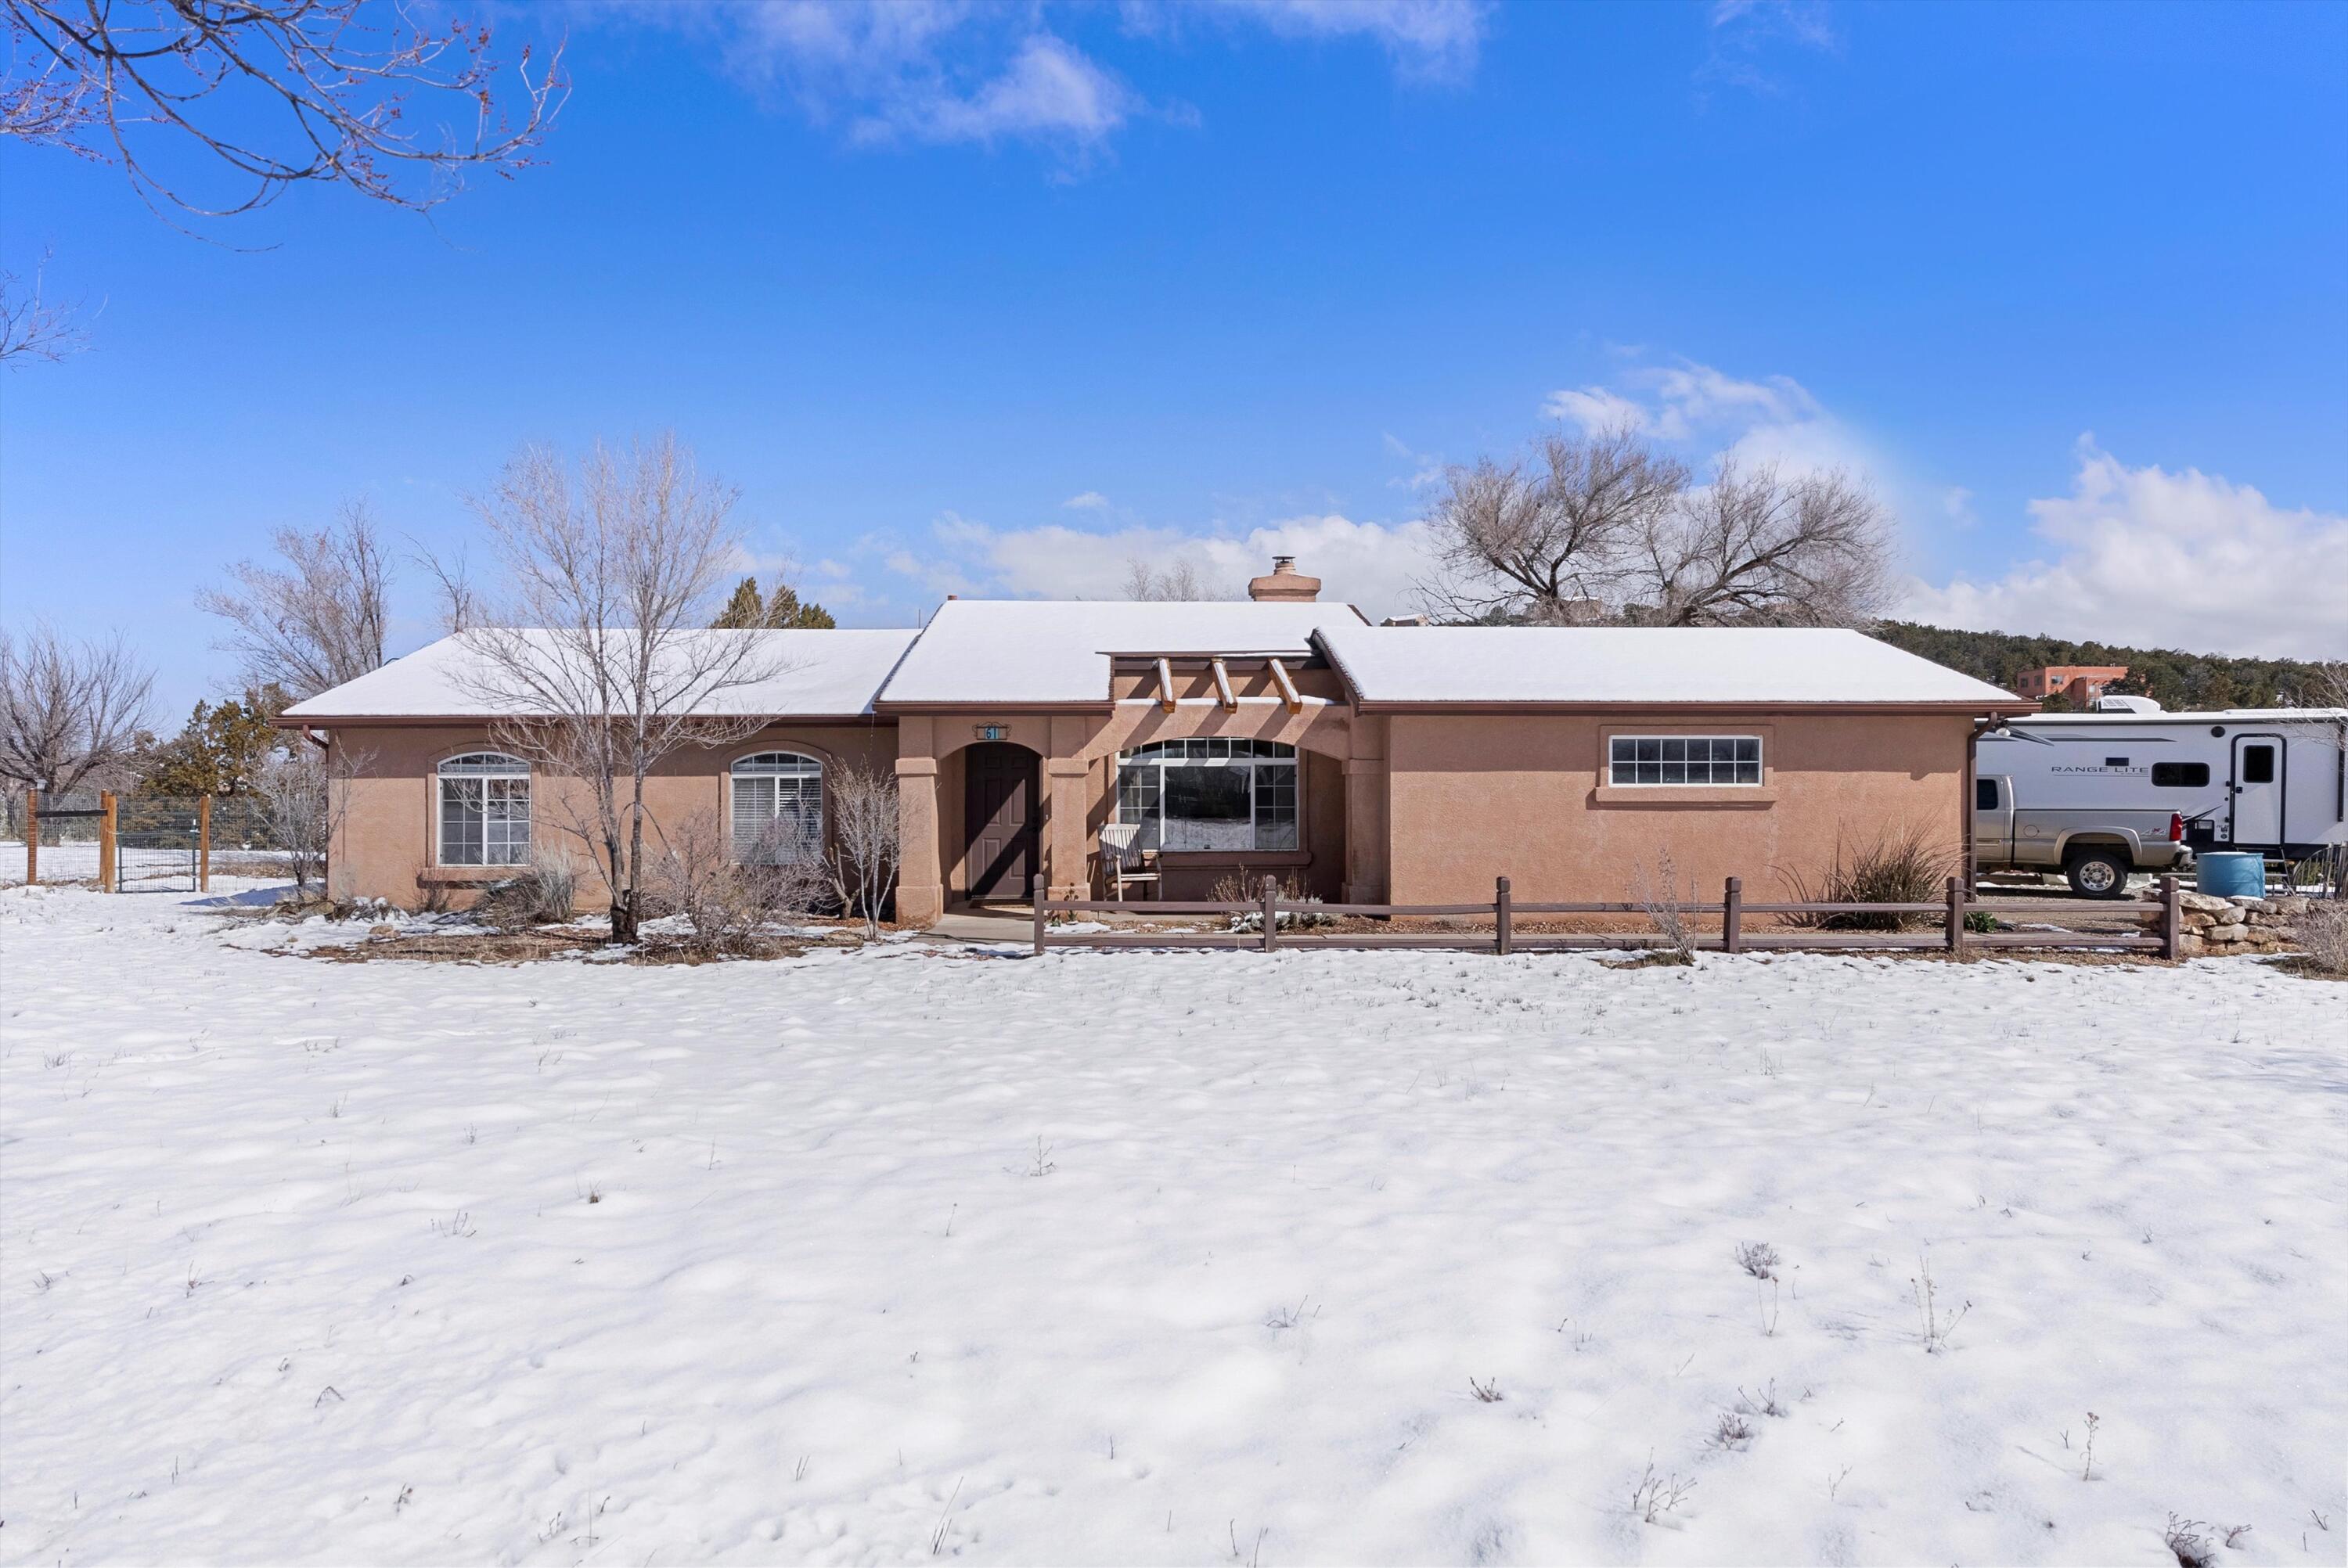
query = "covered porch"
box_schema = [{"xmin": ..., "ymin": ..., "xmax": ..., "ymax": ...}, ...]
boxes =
[{"xmin": 890, "ymin": 652, "xmax": 1392, "ymax": 926}]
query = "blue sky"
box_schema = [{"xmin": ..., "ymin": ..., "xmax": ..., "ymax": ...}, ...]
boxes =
[{"xmin": 4, "ymin": 0, "xmax": 2344, "ymax": 717}]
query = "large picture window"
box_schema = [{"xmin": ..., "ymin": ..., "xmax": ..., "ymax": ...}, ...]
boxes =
[
  {"xmin": 732, "ymin": 752, "xmax": 824, "ymax": 864},
  {"xmin": 438, "ymin": 753, "xmax": 531, "ymax": 866},
  {"xmin": 1608, "ymin": 735, "xmax": 1762, "ymax": 786},
  {"xmin": 1117, "ymin": 739, "xmax": 1298, "ymax": 852}
]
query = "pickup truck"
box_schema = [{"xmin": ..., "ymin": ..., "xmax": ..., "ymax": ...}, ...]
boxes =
[{"xmin": 1973, "ymin": 773, "xmax": 2191, "ymax": 897}]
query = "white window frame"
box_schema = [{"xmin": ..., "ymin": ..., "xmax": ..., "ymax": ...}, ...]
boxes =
[
  {"xmin": 436, "ymin": 752, "xmax": 532, "ymax": 867},
  {"xmin": 1608, "ymin": 734, "xmax": 1763, "ymax": 787},
  {"xmin": 1115, "ymin": 738, "xmax": 1300, "ymax": 853},
  {"xmin": 730, "ymin": 751, "xmax": 825, "ymax": 865}
]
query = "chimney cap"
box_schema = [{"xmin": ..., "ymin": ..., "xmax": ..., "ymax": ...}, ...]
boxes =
[{"xmin": 1248, "ymin": 556, "xmax": 1320, "ymax": 602}]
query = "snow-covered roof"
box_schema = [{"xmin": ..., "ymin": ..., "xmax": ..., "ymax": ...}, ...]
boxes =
[
  {"xmin": 281, "ymin": 628, "xmax": 920, "ymax": 721},
  {"xmin": 877, "ymin": 599, "xmax": 1370, "ymax": 707},
  {"xmin": 1315, "ymin": 625, "xmax": 2027, "ymax": 708}
]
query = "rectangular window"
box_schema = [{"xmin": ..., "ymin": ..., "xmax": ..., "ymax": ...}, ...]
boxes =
[
  {"xmin": 1608, "ymin": 735, "xmax": 1762, "ymax": 786},
  {"xmin": 2241, "ymin": 745, "xmax": 2276, "ymax": 785},
  {"xmin": 1115, "ymin": 743, "xmax": 1299, "ymax": 852},
  {"xmin": 2150, "ymin": 762, "xmax": 2210, "ymax": 788},
  {"xmin": 1975, "ymin": 779, "xmax": 2000, "ymax": 811},
  {"xmin": 438, "ymin": 776, "xmax": 531, "ymax": 866}
]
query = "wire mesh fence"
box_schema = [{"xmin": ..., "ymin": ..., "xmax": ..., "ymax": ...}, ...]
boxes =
[{"xmin": 4, "ymin": 790, "xmax": 297, "ymax": 889}]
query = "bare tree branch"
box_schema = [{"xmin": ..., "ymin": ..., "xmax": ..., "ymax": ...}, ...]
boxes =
[
  {"xmin": 1638, "ymin": 461, "xmax": 1896, "ymax": 628},
  {"xmin": 2, "ymin": 0, "xmax": 566, "ymax": 221},
  {"xmin": 0, "ymin": 623, "xmax": 155, "ymax": 793},
  {"xmin": 456, "ymin": 435, "xmax": 790, "ymax": 943},
  {"xmin": 1122, "ymin": 557, "xmax": 1230, "ymax": 602},
  {"xmin": 197, "ymin": 499, "xmax": 391, "ymax": 699},
  {"xmin": 0, "ymin": 250, "xmax": 90, "ymax": 364},
  {"xmin": 1418, "ymin": 427, "xmax": 1687, "ymax": 623}
]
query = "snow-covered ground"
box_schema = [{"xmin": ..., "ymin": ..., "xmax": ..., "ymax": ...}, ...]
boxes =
[{"xmin": 3, "ymin": 884, "xmax": 2342, "ymax": 1566}]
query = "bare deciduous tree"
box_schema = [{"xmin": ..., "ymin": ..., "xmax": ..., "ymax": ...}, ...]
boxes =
[
  {"xmin": 823, "ymin": 763, "xmax": 901, "ymax": 938},
  {"xmin": 0, "ymin": 624, "xmax": 154, "ymax": 793},
  {"xmin": 416, "ymin": 545, "xmax": 484, "ymax": 635},
  {"xmin": 1637, "ymin": 460, "xmax": 1896, "ymax": 628},
  {"xmin": 1420, "ymin": 428, "xmax": 1896, "ymax": 628},
  {"xmin": 2, "ymin": 0, "xmax": 564, "ymax": 219},
  {"xmin": 454, "ymin": 435, "xmax": 787, "ymax": 943},
  {"xmin": 1421, "ymin": 428, "xmax": 1687, "ymax": 623},
  {"xmin": 1122, "ymin": 557, "xmax": 1230, "ymax": 602},
  {"xmin": 198, "ymin": 502, "xmax": 390, "ymax": 699},
  {"xmin": 252, "ymin": 740, "xmax": 364, "ymax": 895}
]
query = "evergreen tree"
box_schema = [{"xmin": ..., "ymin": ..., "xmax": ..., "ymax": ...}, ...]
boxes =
[
  {"xmin": 137, "ymin": 685, "xmax": 290, "ymax": 797},
  {"xmin": 1867, "ymin": 621, "xmax": 2327, "ymax": 710},
  {"xmin": 711, "ymin": 576, "xmax": 837, "ymax": 631},
  {"xmin": 711, "ymin": 577, "xmax": 767, "ymax": 629}
]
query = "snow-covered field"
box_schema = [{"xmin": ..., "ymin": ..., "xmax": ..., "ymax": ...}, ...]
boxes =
[{"xmin": 3, "ymin": 884, "xmax": 2343, "ymax": 1566}]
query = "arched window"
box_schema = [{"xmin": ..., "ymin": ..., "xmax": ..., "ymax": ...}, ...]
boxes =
[
  {"xmin": 1115, "ymin": 738, "xmax": 1298, "ymax": 852},
  {"xmin": 732, "ymin": 752, "xmax": 823, "ymax": 864},
  {"xmin": 438, "ymin": 752, "xmax": 531, "ymax": 866}
]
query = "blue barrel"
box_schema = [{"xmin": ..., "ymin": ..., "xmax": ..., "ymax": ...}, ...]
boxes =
[{"xmin": 2196, "ymin": 852, "xmax": 2266, "ymax": 899}]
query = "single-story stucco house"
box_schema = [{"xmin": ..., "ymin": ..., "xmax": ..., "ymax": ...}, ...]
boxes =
[{"xmin": 278, "ymin": 559, "xmax": 2033, "ymax": 921}]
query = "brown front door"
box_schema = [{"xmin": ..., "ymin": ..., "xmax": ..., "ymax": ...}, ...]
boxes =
[{"xmin": 963, "ymin": 743, "xmax": 1040, "ymax": 901}]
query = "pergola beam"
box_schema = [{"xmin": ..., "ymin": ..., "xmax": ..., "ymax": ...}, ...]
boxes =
[
  {"xmin": 1156, "ymin": 657, "xmax": 1178, "ymax": 714},
  {"xmin": 1209, "ymin": 657, "xmax": 1239, "ymax": 711},
  {"xmin": 1267, "ymin": 657, "xmax": 1302, "ymax": 714}
]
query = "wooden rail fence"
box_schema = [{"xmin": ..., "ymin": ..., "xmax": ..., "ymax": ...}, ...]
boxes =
[{"xmin": 1032, "ymin": 874, "xmax": 2184, "ymax": 960}]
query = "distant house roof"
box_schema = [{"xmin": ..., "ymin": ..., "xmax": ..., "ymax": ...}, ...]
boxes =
[
  {"xmin": 875, "ymin": 599, "xmax": 1370, "ymax": 707},
  {"xmin": 1314, "ymin": 625, "xmax": 2028, "ymax": 709},
  {"xmin": 279, "ymin": 628, "xmax": 920, "ymax": 721}
]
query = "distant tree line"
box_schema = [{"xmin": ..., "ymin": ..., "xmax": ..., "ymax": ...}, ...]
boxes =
[{"xmin": 1868, "ymin": 621, "xmax": 2337, "ymax": 710}]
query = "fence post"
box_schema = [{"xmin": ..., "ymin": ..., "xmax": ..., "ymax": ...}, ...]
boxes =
[
  {"xmin": 23, "ymin": 790, "xmax": 35, "ymax": 886},
  {"xmin": 1723, "ymin": 876, "xmax": 1742, "ymax": 954},
  {"xmin": 1032, "ymin": 873, "xmax": 1047, "ymax": 957},
  {"xmin": 1495, "ymin": 876, "xmax": 1512, "ymax": 956},
  {"xmin": 99, "ymin": 791, "xmax": 117, "ymax": 893},
  {"xmin": 1945, "ymin": 874, "xmax": 1964, "ymax": 955},
  {"xmin": 1262, "ymin": 874, "xmax": 1279, "ymax": 953},
  {"xmin": 2159, "ymin": 873, "xmax": 2181, "ymax": 960},
  {"xmin": 198, "ymin": 793, "xmax": 213, "ymax": 893}
]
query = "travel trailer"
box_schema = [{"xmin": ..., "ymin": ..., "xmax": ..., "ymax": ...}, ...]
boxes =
[{"xmin": 1975, "ymin": 698, "xmax": 2348, "ymax": 896}]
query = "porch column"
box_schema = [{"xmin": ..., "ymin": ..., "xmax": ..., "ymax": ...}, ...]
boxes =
[
  {"xmin": 1342, "ymin": 714, "xmax": 1389, "ymax": 904},
  {"xmin": 895, "ymin": 756, "xmax": 943, "ymax": 926},
  {"xmin": 1043, "ymin": 757, "xmax": 1091, "ymax": 902}
]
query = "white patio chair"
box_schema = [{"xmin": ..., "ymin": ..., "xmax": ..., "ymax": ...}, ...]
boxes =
[{"xmin": 1098, "ymin": 822, "xmax": 1158, "ymax": 902}]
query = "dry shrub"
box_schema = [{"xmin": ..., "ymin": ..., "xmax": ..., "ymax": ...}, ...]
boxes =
[
  {"xmin": 1633, "ymin": 850, "xmax": 1698, "ymax": 963},
  {"xmin": 473, "ymin": 854, "xmax": 581, "ymax": 930},
  {"xmin": 1208, "ymin": 869, "xmax": 1328, "ymax": 930},
  {"xmin": 648, "ymin": 812, "xmax": 826, "ymax": 955},
  {"xmin": 1779, "ymin": 825, "xmax": 1953, "ymax": 931},
  {"xmin": 2296, "ymin": 901, "xmax": 2348, "ymax": 976}
]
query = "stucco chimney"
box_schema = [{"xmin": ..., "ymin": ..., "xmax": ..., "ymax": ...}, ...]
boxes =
[{"xmin": 1247, "ymin": 556, "xmax": 1320, "ymax": 602}]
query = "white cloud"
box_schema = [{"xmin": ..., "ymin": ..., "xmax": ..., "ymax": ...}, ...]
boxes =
[
  {"xmin": 636, "ymin": 0, "xmax": 1488, "ymax": 159},
  {"xmin": 1902, "ymin": 441, "xmax": 2348, "ymax": 658},
  {"xmin": 1168, "ymin": 0, "xmax": 1487, "ymax": 83},
  {"xmin": 1062, "ymin": 491, "xmax": 1111, "ymax": 510},
  {"xmin": 887, "ymin": 509, "xmax": 1440, "ymax": 618},
  {"xmin": 1540, "ymin": 387, "xmax": 1649, "ymax": 437},
  {"xmin": 1540, "ymin": 359, "xmax": 1866, "ymax": 479},
  {"xmin": 897, "ymin": 34, "xmax": 1136, "ymax": 146}
]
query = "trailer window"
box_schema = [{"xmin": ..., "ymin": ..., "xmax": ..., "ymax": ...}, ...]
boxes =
[
  {"xmin": 2151, "ymin": 762, "xmax": 2209, "ymax": 788},
  {"xmin": 1975, "ymin": 779, "xmax": 1999, "ymax": 810},
  {"xmin": 2241, "ymin": 745, "xmax": 2276, "ymax": 785}
]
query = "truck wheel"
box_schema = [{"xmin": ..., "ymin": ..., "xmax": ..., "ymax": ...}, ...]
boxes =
[{"xmin": 2064, "ymin": 847, "xmax": 2130, "ymax": 899}]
